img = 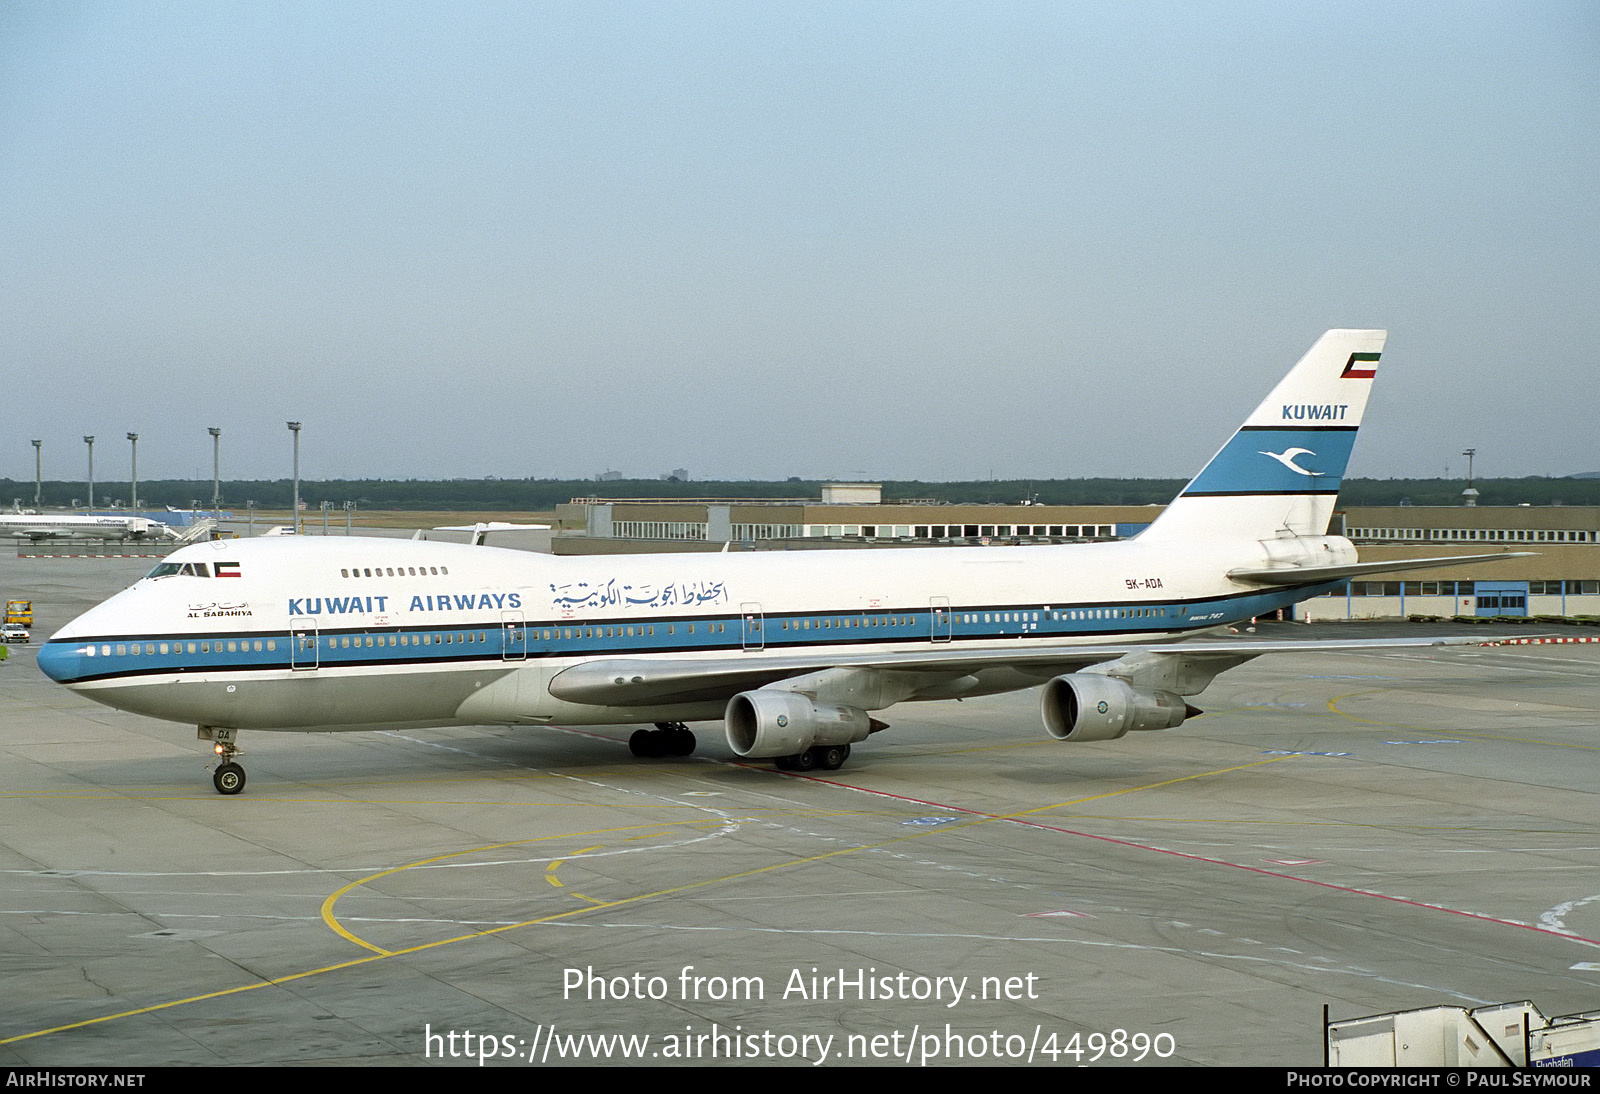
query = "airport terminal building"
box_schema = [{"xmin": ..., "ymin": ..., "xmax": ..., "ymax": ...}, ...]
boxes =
[
  {"xmin": 553, "ymin": 484, "xmax": 1157, "ymax": 552},
  {"xmin": 1308, "ymin": 505, "xmax": 1599, "ymax": 622},
  {"xmin": 553, "ymin": 490, "xmax": 1600, "ymax": 623}
]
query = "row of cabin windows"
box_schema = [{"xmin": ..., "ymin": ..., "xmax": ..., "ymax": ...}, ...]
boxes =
[
  {"xmin": 314, "ymin": 632, "xmax": 487, "ymax": 649},
  {"xmin": 530, "ymin": 623, "xmax": 728, "ymax": 640},
  {"xmin": 959, "ymin": 609, "xmax": 1170, "ymax": 622},
  {"xmin": 86, "ymin": 603, "xmax": 1196, "ymax": 661},
  {"xmin": 342, "ymin": 565, "xmax": 448, "ymax": 578},
  {"xmin": 90, "ymin": 633, "xmax": 492, "ymax": 657},
  {"xmin": 782, "ymin": 616, "xmax": 913, "ymax": 630},
  {"xmin": 87, "ymin": 639, "xmax": 278, "ymax": 657}
]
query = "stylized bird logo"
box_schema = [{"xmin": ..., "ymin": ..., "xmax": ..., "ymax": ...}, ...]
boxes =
[{"xmin": 1259, "ymin": 447, "xmax": 1322, "ymax": 476}]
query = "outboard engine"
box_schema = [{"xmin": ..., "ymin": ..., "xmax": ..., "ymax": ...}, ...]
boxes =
[{"xmin": 1040, "ymin": 674, "xmax": 1198, "ymax": 743}]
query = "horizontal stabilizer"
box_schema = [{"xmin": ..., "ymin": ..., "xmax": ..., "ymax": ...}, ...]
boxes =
[
  {"xmin": 433, "ymin": 521, "xmax": 550, "ymax": 546},
  {"xmin": 1227, "ymin": 551, "xmax": 1535, "ymax": 585}
]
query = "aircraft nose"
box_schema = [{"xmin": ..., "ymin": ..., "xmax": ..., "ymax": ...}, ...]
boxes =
[{"xmin": 37, "ymin": 640, "xmax": 86, "ymax": 684}]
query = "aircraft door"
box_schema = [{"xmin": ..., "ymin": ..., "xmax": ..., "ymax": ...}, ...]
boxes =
[
  {"xmin": 741, "ymin": 602, "xmax": 764, "ymax": 651},
  {"xmin": 501, "ymin": 612, "xmax": 527, "ymax": 660},
  {"xmin": 930, "ymin": 597, "xmax": 952, "ymax": 643},
  {"xmin": 290, "ymin": 619, "xmax": 319, "ymax": 670}
]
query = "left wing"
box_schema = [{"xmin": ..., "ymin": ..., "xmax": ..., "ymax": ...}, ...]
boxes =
[{"xmin": 548, "ymin": 635, "xmax": 1487, "ymax": 708}]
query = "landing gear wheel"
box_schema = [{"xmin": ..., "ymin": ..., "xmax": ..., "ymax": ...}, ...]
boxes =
[
  {"xmin": 815, "ymin": 745, "xmax": 849, "ymax": 771},
  {"xmin": 630, "ymin": 726, "xmax": 696, "ymax": 758},
  {"xmin": 786, "ymin": 749, "xmax": 817, "ymax": 773},
  {"xmin": 213, "ymin": 762, "xmax": 246, "ymax": 795}
]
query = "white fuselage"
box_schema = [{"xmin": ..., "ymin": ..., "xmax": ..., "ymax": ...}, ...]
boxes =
[{"xmin": 39, "ymin": 533, "xmax": 1331, "ymax": 732}]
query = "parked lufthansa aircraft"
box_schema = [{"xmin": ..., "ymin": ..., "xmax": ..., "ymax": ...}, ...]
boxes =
[
  {"xmin": 39, "ymin": 330, "xmax": 1526, "ymax": 794},
  {"xmin": 0, "ymin": 512, "xmax": 180, "ymax": 541}
]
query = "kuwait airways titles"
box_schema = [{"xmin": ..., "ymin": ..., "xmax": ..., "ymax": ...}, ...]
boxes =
[{"xmin": 286, "ymin": 592, "xmax": 524, "ymax": 616}]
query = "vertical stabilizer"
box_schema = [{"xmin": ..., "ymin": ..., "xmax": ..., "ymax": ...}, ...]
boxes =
[{"xmin": 1141, "ymin": 329, "xmax": 1386, "ymax": 542}]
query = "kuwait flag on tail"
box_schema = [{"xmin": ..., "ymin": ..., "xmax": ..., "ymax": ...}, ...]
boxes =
[{"xmin": 1340, "ymin": 351, "xmax": 1380, "ymax": 379}]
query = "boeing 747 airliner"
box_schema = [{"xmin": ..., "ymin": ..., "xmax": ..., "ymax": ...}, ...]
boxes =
[{"xmin": 38, "ymin": 330, "xmax": 1526, "ymax": 793}]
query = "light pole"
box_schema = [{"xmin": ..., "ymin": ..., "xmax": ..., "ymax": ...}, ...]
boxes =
[
  {"xmin": 287, "ymin": 422, "xmax": 301, "ymax": 534},
  {"xmin": 30, "ymin": 440, "xmax": 41, "ymax": 508},
  {"xmin": 84, "ymin": 436, "xmax": 95, "ymax": 510},
  {"xmin": 127, "ymin": 432, "xmax": 139, "ymax": 515},
  {"xmin": 208, "ymin": 427, "xmax": 221, "ymax": 511}
]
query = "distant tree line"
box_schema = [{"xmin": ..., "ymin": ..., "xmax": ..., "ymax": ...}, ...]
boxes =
[{"xmin": 5, "ymin": 476, "xmax": 1600, "ymax": 511}]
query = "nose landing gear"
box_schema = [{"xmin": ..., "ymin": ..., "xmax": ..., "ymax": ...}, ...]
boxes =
[{"xmin": 199, "ymin": 726, "xmax": 246, "ymax": 795}]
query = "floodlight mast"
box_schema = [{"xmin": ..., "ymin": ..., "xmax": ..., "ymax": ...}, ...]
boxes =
[{"xmin": 287, "ymin": 422, "xmax": 302, "ymax": 534}]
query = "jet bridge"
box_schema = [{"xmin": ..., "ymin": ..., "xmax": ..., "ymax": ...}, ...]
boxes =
[{"xmin": 1325, "ymin": 1000, "xmax": 1600, "ymax": 1067}]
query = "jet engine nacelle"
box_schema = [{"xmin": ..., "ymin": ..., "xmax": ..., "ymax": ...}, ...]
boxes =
[
  {"xmin": 725, "ymin": 690, "xmax": 871, "ymax": 758},
  {"xmin": 1040, "ymin": 674, "xmax": 1194, "ymax": 743}
]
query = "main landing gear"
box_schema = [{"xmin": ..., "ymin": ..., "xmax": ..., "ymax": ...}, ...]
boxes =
[
  {"xmin": 199, "ymin": 726, "xmax": 246, "ymax": 795},
  {"xmin": 629, "ymin": 722, "xmax": 697, "ymax": 759},
  {"xmin": 774, "ymin": 744, "xmax": 850, "ymax": 772}
]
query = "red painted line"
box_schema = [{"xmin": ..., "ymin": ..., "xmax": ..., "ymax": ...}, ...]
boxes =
[
  {"xmin": 556, "ymin": 724, "xmax": 1600, "ymax": 948},
  {"xmin": 785, "ymin": 769, "xmax": 1600, "ymax": 949}
]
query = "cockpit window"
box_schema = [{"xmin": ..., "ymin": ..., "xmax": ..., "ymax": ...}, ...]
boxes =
[{"xmin": 144, "ymin": 561, "xmax": 211, "ymax": 579}]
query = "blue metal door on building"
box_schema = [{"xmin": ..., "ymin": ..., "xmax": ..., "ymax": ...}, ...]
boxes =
[{"xmin": 1474, "ymin": 581, "xmax": 1528, "ymax": 618}]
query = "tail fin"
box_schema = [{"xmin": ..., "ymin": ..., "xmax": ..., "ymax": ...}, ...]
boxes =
[{"xmin": 1141, "ymin": 329, "xmax": 1386, "ymax": 543}]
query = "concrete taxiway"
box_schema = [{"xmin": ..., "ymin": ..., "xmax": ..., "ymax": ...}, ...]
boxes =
[{"xmin": 3, "ymin": 550, "xmax": 1599, "ymax": 1066}]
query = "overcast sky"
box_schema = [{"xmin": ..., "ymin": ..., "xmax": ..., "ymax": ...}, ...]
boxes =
[{"xmin": 3, "ymin": 2, "xmax": 1596, "ymax": 487}]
